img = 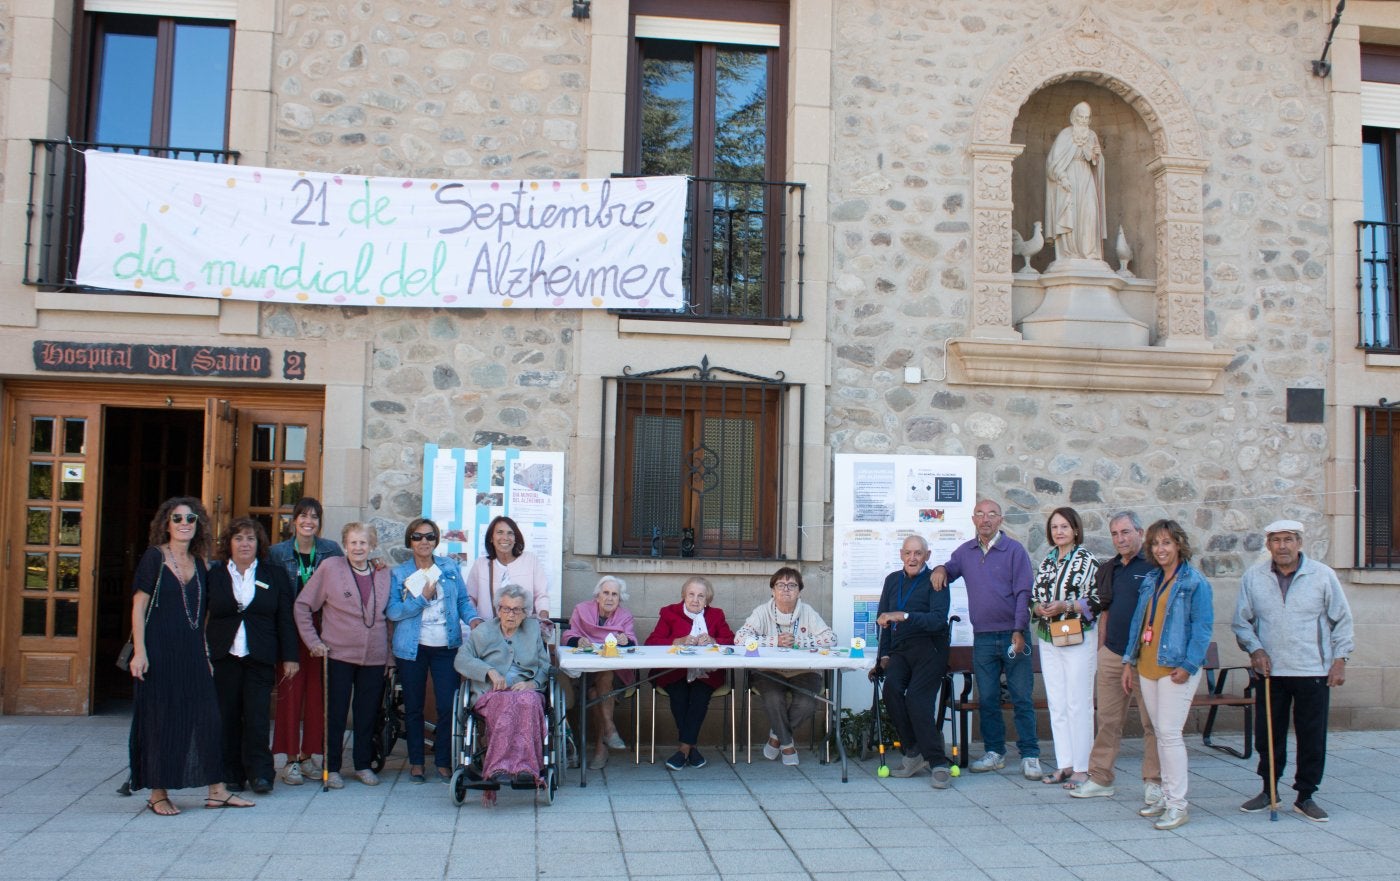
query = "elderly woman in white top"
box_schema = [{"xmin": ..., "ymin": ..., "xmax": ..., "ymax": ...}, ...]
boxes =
[{"xmin": 734, "ymin": 567, "xmax": 837, "ymax": 766}]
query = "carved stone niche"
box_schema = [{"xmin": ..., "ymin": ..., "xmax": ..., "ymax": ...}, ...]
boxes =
[{"xmin": 954, "ymin": 9, "xmax": 1230, "ymax": 395}]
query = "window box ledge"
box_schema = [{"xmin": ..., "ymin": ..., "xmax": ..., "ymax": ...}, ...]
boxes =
[
  {"xmin": 618, "ymin": 317, "xmax": 792, "ymax": 341},
  {"xmin": 947, "ymin": 338, "xmax": 1233, "ymax": 395},
  {"xmin": 589, "ymin": 557, "xmax": 791, "ymax": 577}
]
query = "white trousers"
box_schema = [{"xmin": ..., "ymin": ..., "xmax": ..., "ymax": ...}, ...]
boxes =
[
  {"xmin": 1038, "ymin": 635, "xmax": 1098, "ymax": 772},
  {"xmin": 1138, "ymin": 670, "xmax": 1202, "ymax": 810}
]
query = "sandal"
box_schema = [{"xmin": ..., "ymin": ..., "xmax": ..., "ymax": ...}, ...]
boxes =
[
  {"xmin": 204, "ymin": 794, "xmax": 255, "ymax": 809},
  {"xmin": 1062, "ymin": 773, "xmax": 1089, "ymax": 791},
  {"xmin": 1041, "ymin": 768, "xmax": 1073, "ymax": 785},
  {"xmin": 146, "ymin": 796, "xmax": 179, "ymax": 816}
]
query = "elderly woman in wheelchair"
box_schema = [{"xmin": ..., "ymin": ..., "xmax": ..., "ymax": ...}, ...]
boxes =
[{"xmin": 453, "ymin": 585, "xmax": 552, "ymax": 790}]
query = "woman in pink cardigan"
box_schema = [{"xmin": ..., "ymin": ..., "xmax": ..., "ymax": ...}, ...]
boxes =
[
  {"xmin": 294, "ymin": 522, "xmax": 391, "ymax": 789},
  {"xmin": 563, "ymin": 575, "xmax": 639, "ymax": 770}
]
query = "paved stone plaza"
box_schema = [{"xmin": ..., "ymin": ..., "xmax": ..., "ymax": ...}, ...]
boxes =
[{"xmin": 0, "ymin": 713, "xmax": 1397, "ymax": 880}]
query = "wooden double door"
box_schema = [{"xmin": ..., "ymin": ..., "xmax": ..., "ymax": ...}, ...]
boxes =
[{"xmin": 2, "ymin": 381, "xmax": 324, "ymax": 715}]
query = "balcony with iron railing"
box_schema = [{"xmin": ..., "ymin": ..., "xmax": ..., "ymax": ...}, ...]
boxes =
[
  {"xmin": 1358, "ymin": 219, "xmax": 1400, "ymax": 350},
  {"xmin": 24, "ymin": 140, "xmax": 240, "ymax": 291},
  {"xmin": 614, "ymin": 175, "xmax": 806, "ymax": 323}
]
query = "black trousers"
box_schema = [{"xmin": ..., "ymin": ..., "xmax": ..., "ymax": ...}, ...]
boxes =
[
  {"xmin": 1256, "ymin": 675, "xmax": 1330, "ymax": 800},
  {"xmin": 212, "ymin": 655, "xmax": 276, "ymax": 785},
  {"xmin": 326, "ymin": 659, "xmax": 385, "ymax": 773},
  {"xmin": 665, "ymin": 680, "xmax": 716, "ymax": 746},
  {"xmin": 883, "ymin": 633, "xmax": 950, "ymax": 767}
]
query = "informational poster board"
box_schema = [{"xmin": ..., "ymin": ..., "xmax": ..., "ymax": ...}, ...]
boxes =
[
  {"xmin": 833, "ymin": 454, "xmax": 978, "ymax": 708},
  {"xmin": 420, "ymin": 444, "xmax": 564, "ymax": 615}
]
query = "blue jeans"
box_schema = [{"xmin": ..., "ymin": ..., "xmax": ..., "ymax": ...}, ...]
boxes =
[
  {"xmin": 972, "ymin": 631, "xmax": 1038, "ymax": 758},
  {"xmin": 397, "ymin": 644, "xmax": 459, "ymax": 770}
]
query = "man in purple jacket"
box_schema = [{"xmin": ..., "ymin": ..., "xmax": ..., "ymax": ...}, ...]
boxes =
[{"xmin": 931, "ymin": 498, "xmax": 1040, "ymax": 779}]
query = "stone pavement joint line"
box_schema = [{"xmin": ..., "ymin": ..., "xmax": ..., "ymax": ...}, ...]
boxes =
[{"xmin": 1, "ymin": 715, "xmax": 1398, "ymax": 880}]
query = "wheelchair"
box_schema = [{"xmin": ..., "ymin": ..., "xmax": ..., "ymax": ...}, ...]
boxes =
[
  {"xmin": 447, "ymin": 619, "xmax": 570, "ymax": 806},
  {"xmin": 368, "ymin": 665, "xmax": 406, "ymax": 774}
]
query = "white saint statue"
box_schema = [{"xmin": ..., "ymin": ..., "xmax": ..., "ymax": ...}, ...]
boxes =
[{"xmin": 1045, "ymin": 102, "xmax": 1107, "ymax": 262}]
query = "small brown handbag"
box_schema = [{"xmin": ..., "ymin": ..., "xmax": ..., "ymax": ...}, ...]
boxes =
[{"xmin": 1051, "ymin": 616, "xmax": 1084, "ymax": 647}]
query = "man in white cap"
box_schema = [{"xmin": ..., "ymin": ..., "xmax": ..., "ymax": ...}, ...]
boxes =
[{"xmin": 1231, "ymin": 519, "xmax": 1354, "ymax": 822}]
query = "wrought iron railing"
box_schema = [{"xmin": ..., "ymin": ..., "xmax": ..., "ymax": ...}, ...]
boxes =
[
  {"xmin": 1357, "ymin": 219, "xmax": 1399, "ymax": 350},
  {"xmin": 24, "ymin": 139, "xmax": 239, "ymax": 291},
  {"xmin": 1357, "ymin": 401, "xmax": 1400, "ymax": 568},
  {"xmin": 616, "ymin": 175, "xmax": 806, "ymax": 323}
]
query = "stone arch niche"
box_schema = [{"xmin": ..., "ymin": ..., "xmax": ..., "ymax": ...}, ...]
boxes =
[{"xmin": 952, "ymin": 9, "xmax": 1229, "ymax": 394}]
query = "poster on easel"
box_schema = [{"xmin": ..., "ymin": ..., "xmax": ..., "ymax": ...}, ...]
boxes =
[
  {"xmin": 833, "ymin": 454, "xmax": 978, "ymax": 708},
  {"xmin": 421, "ymin": 444, "xmax": 564, "ymax": 616}
]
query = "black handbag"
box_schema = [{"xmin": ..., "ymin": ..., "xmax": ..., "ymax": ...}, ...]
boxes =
[{"xmin": 116, "ymin": 565, "xmax": 161, "ymax": 671}]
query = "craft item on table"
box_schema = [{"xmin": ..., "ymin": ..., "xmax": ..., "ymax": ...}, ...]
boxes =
[
  {"xmin": 850, "ymin": 637, "xmax": 866, "ymax": 659},
  {"xmin": 744, "ymin": 639, "xmax": 760, "ymax": 658},
  {"xmin": 668, "ymin": 644, "xmax": 681, "ymax": 654},
  {"xmin": 402, "ymin": 564, "xmax": 442, "ymax": 598},
  {"xmin": 601, "ymin": 633, "xmax": 620, "ymax": 658}
]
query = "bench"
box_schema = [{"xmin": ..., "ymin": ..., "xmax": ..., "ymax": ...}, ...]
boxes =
[{"xmin": 943, "ymin": 640, "xmax": 1255, "ymax": 768}]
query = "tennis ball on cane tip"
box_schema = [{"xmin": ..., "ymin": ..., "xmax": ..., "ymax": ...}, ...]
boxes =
[
  {"xmin": 877, "ymin": 764, "xmax": 890, "ymax": 778},
  {"xmin": 950, "ymin": 764, "xmax": 960, "ymax": 777}
]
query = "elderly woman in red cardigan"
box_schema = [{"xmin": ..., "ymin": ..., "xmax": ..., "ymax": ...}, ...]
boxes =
[
  {"xmin": 644, "ymin": 576, "xmax": 734, "ymax": 772},
  {"xmin": 563, "ymin": 576, "xmax": 639, "ymax": 770}
]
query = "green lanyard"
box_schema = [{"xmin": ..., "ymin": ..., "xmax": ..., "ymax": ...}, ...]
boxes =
[{"xmin": 297, "ymin": 546, "xmax": 317, "ymax": 586}]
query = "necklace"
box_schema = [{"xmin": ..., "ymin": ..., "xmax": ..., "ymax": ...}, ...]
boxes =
[
  {"xmin": 163, "ymin": 545, "xmax": 202, "ymax": 630},
  {"xmin": 350, "ymin": 564, "xmax": 375, "ymax": 629},
  {"xmin": 350, "ymin": 562, "xmax": 371, "ymax": 574}
]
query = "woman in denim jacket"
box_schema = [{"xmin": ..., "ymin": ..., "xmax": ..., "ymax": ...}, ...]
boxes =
[
  {"xmin": 1122, "ymin": 519, "xmax": 1213, "ymax": 831},
  {"xmin": 387, "ymin": 518, "xmax": 480, "ymax": 783}
]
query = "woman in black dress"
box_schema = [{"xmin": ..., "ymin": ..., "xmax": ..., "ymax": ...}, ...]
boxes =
[
  {"xmin": 207, "ymin": 517, "xmax": 299, "ymax": 795},
  {"xmin": 128, "ymin": 497, "xmax": 253, "ymax": 815}
]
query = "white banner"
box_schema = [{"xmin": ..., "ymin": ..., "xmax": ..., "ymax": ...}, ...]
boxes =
[{"xmin": 75, "ymin": 150, "xmax": 687, "ymax": 310}]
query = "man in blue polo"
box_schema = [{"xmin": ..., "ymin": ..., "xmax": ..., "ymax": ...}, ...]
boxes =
[{"xmin": 931, "ymin": 498, "xmax": 1040, "ymax": 779}]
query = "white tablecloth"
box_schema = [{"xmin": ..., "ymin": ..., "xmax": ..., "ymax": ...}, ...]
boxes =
[{"xmin": 558, "ymin": 644, "xmax": 874, "ymax": 674}]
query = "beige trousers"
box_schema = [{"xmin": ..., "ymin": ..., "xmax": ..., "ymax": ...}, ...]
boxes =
[{"xmin": 1087, "ymin": 644, "xmax": 1160, "ymax": 787}]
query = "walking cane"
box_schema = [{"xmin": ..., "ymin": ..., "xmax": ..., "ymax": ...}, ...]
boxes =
[
  {"xmin": 1264, "ymin": 675, "xmax": 1278, "ymax": 821},
  {"xmin": 322, "ymin": 652, "xmax": 330, "ymax": 793}
]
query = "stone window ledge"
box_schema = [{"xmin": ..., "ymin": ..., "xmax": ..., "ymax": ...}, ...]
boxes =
[
  {"xmin": 947, "ymin": 338, "xmax": 1232, "ymax": 395},
  {"xmin": 618, "ymin": 317, "xmax": 792, "ymax": 341},
  {"xmin": 589, "ymin": 557, "xmax": 789, "ymax": 577}
]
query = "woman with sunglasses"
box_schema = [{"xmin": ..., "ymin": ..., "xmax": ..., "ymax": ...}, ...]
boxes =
[
  {"xmin": 387, "ymin": 518, "xmax": 480, "ymax": 783},
  {"xmin": 128, "ymin": 497, "xmax": 253, "ymax": 814}
]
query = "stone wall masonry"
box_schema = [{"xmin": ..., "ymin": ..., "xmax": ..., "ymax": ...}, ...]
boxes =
[
  {"xmin": 273, "ymin": 1, "xmax": 587, "ymax": 179},
  {"xmin": 828, "ymin": 1, "xmax": 1333, "ymax": 642}
]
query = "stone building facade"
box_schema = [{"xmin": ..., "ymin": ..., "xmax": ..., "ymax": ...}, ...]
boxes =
[{"xmin": 0, "ymin": 0, "xmax": 1395, "ymax": 725}]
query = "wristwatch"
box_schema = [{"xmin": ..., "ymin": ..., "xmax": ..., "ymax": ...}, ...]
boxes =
[{"xmin": 903, "ymin": 612, "xmax": 910, "ymax": 622}]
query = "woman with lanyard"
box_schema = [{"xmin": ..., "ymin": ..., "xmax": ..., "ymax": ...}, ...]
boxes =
[
  {"xmin": 1031, "ymin": 507, "xmax": 1102, "ymax": 790},
  {"xmin": 293, "ymin": 522, "xmax": 391, "ymax": 788},
  {"xmin": 1122, "ymin": 519, "xmax": 1213, "ymax": 830},
  {"xmin": 269, "ymin": 497, "xmax": 343, "ymax": 785}
]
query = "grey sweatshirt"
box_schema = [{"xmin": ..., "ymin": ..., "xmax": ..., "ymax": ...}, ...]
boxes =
[{"xmin": 1232, "ymin": 555, "xmax": 1355, "ymax": 677}]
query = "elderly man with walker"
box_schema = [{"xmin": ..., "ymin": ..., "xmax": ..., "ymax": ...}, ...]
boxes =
[{"xmin": 1232, "ymin": 519, "xmax": 1354, "ymax": 822}]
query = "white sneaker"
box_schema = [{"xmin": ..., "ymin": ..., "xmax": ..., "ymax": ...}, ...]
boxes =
[
  {"xmin": 603, "ymin": 731, "xmax": 627, "ymax": 751},
  {"xmin": 283, "ymin": 762, "xmax": 304, "ymax": 786},
  {"xmin": 763, "ymin": 732, "xmax": 781, "ymax": 761},
  {"xmin": 1069, "ymin": 779, "xmax": 1116, "ymax": 799},
  {"xmin": 969, "ymin": 751, "xmax": 1004, "ymax": 772},
  {"xmin": 300, "ymin": 756, "xmax": 322, "ymax": 778},
  {"xmin": 1153, "ymin": 807, "xmax": 1189, "ymax": 830},
  {"xmin": 781, "ymin": 745, "xmax": 800, "ymax": 766},
  {"xmin": 1144, "ymin": 781, "xmax": 1164, "ymax": 806},
  {"xmin": 1139, "ymin": 799, "xmax": 1166, "ymax": 818},
  {"xmin": 1020, "ymin": 757, "xmax": 1042, "ymax": 780}
]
